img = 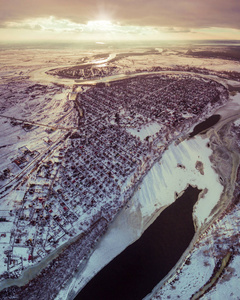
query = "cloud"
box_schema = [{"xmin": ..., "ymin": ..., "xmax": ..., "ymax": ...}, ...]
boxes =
[
  {"xmin": 2, "ymin": 21, "xmax": 43, "ymax": 31},
  {"xmin": 1, "ymin": 16, "xmax": 161, "ymax": 38},
  {"xmin": 3, "ymin": 17, "xmax": 82, "ymax": 33},
  {"xmin": 0, "ymin": 1, "xmax": 240, "ymax": 42},
  {"xmin": 162, "ymin": 27, "xmax": 192, "ymax": 34},
  {"xmin": 0, "ymin": 0, "xmax": 240, "ymax": 30}
]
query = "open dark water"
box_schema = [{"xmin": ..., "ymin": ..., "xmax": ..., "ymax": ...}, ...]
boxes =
[
  {"xmin": 75, "ymin": 185, "xmax": 201, "ymax": 300},
  {"xmin": 189, "ymin": 114, "xmax": 221, "ymax": 138}
]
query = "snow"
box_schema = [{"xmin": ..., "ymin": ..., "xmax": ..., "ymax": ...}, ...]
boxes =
[
  {"xmin": 215, "ymin": 92, "xmax": 240, "ymax": 121},
  {"xmin": 150, "ymin": 246, "xmax": 215, "ymax": 299},
  {"xmin": 206, "ymin": 255, "xmax": 240, "ymax": 300},
  {"xmin": 126, "ymin": 122, "xmax": 162, "ymax": 141},
  {"xmin": 58, "ymin": 134, "xmax": 223, "ymax": 299},
  {"xmin": 151, "ymin": 207, "xmax": 240, "ymax": 300},
  {"xmin": 135, "ymin": 135, "xmax": 223, "ymax": 227},
  {"xmin": 0, "ymin": 222, "xmax": 14, "ymax": 232},
  {"xmin": 116, "ymin": 53, "xmax": 240, "ymax": 75},
  {"xmin": 1, "ymin": 45, "xmax": 239, "ymax": 300},
  {"xmin": 12, "ymin": 247, "xmax": 29, "ymax": 258}
]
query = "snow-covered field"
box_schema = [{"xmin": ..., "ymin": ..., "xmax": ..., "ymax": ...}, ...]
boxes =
[
  {"xmin": 116, "ymin": 51, "xmax": 240, "ymax": 74},
  {"xmin": 127, "ymin": 122, "xmax": 162, "ymax": 141}
]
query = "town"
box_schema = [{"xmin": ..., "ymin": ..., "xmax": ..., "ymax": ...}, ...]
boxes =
[{"xmin": 0, "ymin": 72, "xmax": 229, "ymax": 292}]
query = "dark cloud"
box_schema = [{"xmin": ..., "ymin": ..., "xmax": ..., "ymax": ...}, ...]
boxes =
[{"xmin": 0, "ymin": 0, "xmax": 240, "ymax": 29}]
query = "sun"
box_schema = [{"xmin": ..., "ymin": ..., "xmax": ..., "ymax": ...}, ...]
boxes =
[{"xmin": 86, "ymin": 20, "xmax": 113, "ymax": 32}]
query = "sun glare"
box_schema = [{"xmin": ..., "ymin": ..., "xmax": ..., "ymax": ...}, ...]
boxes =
[{"xmin": 87, "ymin": 20, "xmax": 113, "ymax": 31}]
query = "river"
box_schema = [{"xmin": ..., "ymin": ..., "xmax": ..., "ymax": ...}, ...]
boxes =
[{"xmin": 76, "ymin": 186, "xmax": 201, "ymax": 300}]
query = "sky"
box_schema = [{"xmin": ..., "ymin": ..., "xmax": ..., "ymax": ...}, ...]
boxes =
[{"xmin": 0, "ymin": 0, "xmax": 240, "ymax": 42}]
